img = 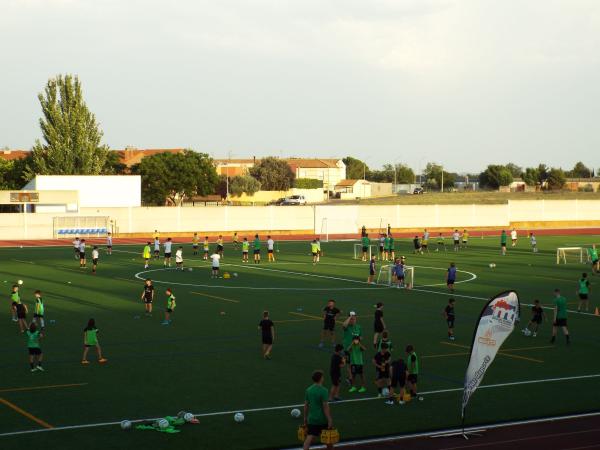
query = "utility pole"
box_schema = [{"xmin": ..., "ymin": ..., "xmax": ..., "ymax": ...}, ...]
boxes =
[{"xmin": 441, "ymin": 165, "xmax": 444, "ymax": 193}]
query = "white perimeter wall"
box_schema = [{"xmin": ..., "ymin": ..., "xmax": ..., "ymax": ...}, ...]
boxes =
[{"xmin": 2, "ymin": 200, "xmax": 600, "ymax": 240}]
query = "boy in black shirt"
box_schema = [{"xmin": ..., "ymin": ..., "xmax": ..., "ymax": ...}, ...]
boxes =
[
  {"xmin": 443, "ymin": 298, "xmax": 455, "ymax": 340},
  {"xmin": 522, "ymin": 299, "xmax": 545, "ymax": 337},
  {"xmin": 258, "ymin": 311, "xmax": 274, "ymax": 359},
  {"xmin": 319, "ymin": 300, "xmax": 341, "ymax": 348},
  {"xmin": 373, "ymin": 302, "xmax": 386, "ymax": 349},
  {"xmin": 390, "ymin": 356, "xmax": 408, "ymax": 405},
  {"xmin": 140, "ymin": 279, "xmax": 154, "ymax": 316},
  {"xmin": 373, "ymin": 343, "xmax": 392, "ymax": 403},
  {"xmin": 329, "ymin": 344, "xmax": 345, "ymax": 401}
]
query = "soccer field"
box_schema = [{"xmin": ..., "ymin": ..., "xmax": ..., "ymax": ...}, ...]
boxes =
[{"xmin": 1, "ymin": 235, "xmax": 599, "ymax": 450}]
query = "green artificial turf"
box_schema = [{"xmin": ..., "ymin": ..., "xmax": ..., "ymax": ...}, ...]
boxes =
[{"xmin": 1, "ymin": 235, "xmax": 599, "ymax": 449}]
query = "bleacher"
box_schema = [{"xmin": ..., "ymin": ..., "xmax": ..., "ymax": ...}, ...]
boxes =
[
  {"xmin": 56, "ymin": 228, "xmax": 108, "ymax": 236},
  {"xmin": 53, "ymin": 216, "xmax": 110, "ymax": 238}
]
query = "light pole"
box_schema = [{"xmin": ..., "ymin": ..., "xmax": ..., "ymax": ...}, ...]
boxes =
[{"xmin": 441, "ymin": 166, "xmax": 444, "ymax": 193}]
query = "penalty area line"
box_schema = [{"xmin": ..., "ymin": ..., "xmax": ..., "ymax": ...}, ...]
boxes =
[{"xmin": 1, "ymin": 373, "xmax": 600, "ymax": 438}]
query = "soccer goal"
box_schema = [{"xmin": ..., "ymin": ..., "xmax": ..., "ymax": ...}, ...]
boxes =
[
  {"xmin": 354, "ymin": 243, "xmax": 378, "ymax": 260},
  {"xmin": 376, "ymin": 264, "xmax": 414, "ymax": 288},
  {"xmin": 556, "ymin": 247, "xmax": 584, "ymax": 264}
]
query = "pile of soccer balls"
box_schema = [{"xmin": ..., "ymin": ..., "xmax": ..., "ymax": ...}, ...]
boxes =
[{"xmin": 488, "ymin": 263, "xmax": 496, "ymax": 268}]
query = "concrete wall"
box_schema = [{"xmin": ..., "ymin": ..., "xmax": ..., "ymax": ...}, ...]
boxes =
[
  {"xmin": 2, "ymin": 200, "xmax": 600, "ymax": 240},
  {"xmin": 229, "ymin": 188, "xmax": 325, "ymax": 204}
]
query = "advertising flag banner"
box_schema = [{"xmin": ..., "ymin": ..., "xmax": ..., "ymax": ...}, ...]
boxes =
[{"xmin": 462, "ymin": 290, "xmax": 520, "ymax": 418}]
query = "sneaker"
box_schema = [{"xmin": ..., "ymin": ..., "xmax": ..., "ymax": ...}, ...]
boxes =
[
  {"xmin": 98, "ymin": 358, "xmax": 108, "ymax": 363},
  {"xmin": 349, "ymin": 386, "xmax": 358, "ymax": 393},
  {"xmin": 161, "ymin": 321, "xmax": 170, "ymax": 325},
  {"xmin": 398, "ymin": 400, "xmax": 405, "ymax": 405},
  {"xmin": 81, "ymin": 360, "xmax": 90, "ymax": 365},
  {"xmin": 532, "ymin": 333, "xmax": 537, "ymax": 337},
  {"xmin": 30, "ymin": 367, "xmax": 37, "ymax": 372},
  {"xmin": 12, "ymin": 318, "xmax": 18, "ymax": 322},
  {"xmin": 358, "ymin": 387, "xmax": 367, "ymax": 393},
  {"xmin": 450, "ymin": 336, "xmax": 455, "ymax": 341},
  {"xmin": 36, "ymin": 366, "xmax": 45, "ymax": 372},
  {"xmin": 385, "ymin": 400, "xmax": 394, "ymax": 405}
]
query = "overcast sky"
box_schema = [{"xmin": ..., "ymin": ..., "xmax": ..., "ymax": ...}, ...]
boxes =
[{"xmin": 1, "ymin": 0, "xmax": 599, "ymax": 173}]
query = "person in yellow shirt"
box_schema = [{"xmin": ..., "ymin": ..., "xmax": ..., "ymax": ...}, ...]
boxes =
[
  {"xmin": 143, "ymin": 242, "xmax": 151, "ymax": 269},
  {"xmin": 192, "ymin": 233, "xmax": 199, "ymax": 256},
  {"xmin": 462, "ymin": 229, "xmax": 469, "ymax": 249},
  {"xmin": 311, "ymin": 239, "xmax": 319, "ymax": 265}
]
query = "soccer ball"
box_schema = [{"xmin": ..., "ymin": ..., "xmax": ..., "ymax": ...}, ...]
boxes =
[
  {"xmin": 291, "ymin": 408, "xmax": 301, "ymax": 418},
  {"xmin": 184, "ymin": 412, "xmax": 194, "ymax": 422},
  {"xmin": 522, "ymin": 328, "xmax": 532, "ymax": 337},
  {"xmin": 120, "ymin": 420, "xmax": 132, "ymax": 430},
  {"xmin": 489, "ymin": 263, "xmax": 496, "ymax": 268},
  {"xmin": 17, "ymin": 280, "xmax": 23, "ymax": 285},
  {"xmin": 233, "ymin": 272, "xmax": 238, "ymax": 277},
  {"xmin": 157, "ymin": 418, "xmax": 169, "ymax": 429},
  {"xmin": 234, "ymin": 412, "xmax": 245, "ymax": 423},
  {"xmin": 381, "ymin": 387, "xmax": 390, "ymax": 397},
  {"xmin": 188, "ymin": 268, "xmax": 193, "ymax": 272}
]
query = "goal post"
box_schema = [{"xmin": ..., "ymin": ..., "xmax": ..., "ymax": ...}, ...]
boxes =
[
  {"xmin": 556, "ymin": 247, "xmax": 584, "ymax": 264},
  {"xmin": 376, "ymin": 264, "xmax": 414, "ymax": 288},
  {"xmin": 320, "ymin": 218, "xmax": 329, "ymax": 243},
  {"xmin": 354, "ymin": 243, "xmax": 378, "ymax": 260}
]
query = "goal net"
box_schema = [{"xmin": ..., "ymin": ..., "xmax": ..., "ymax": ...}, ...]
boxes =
[
  {"xmin": 354, "ymin": 243, "xmax": 378, "ymax": 260},
  {"xmin": 556, "ymin": 247, "xmax": 584, "ymax": 264},
  {"xmin": 376, "ymin": 264, "xmax": 414, "ymax": 288}
]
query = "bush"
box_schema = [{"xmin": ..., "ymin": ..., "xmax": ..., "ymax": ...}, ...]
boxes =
[
  {"xmin": 578, "ymin": 184, "xmax": 594, "ymax": 192},
  {"xmin": 293, "ymin": 178, "xmax": 323, "ymax": 189}
]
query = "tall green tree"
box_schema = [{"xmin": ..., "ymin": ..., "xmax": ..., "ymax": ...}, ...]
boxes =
[
  {"xmin": 139, "ymin": 150, "xmax": 219, "ymax": 205},
  {"xmin": 505, "ymin": 163, "xmax": 523, "ymax": 178},
  {"xmin": 423, "ymin": 162, "xmax": 455, "ymax": 190},
  {"xmin": 567, "ymin": 161, "xmax": 591, "ymax": 178},
  {"xmin": 102, "ymin": 151, "xmax": 128, "ymax": 174},
  {"xmin": 343, "ymin": 156, "xmax": 369, "ymax": 180},
  {"xmin": 546, "ymin": 168, "xmax": 566, "ymax": 190},
  {"xmin": 249, "ymin": 157, "xmax": 295, "ymax": 190},
  {"xmin": 369, "ymin": 163, "xmax": 415, "ymax": 183},
  {"xmin": 29, "ymin": 75, "xmax": 108, "ymax": 176},
  {"xmin": 479, "ymin": 165, "xmax": 514, "ymax": 189},
  {"xmin": 229, "ymin": 175, "xmax": 261, "ymax": 196}
]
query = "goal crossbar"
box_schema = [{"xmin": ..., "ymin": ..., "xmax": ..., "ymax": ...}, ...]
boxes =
[
  {"xmin": 376, "ymin": 264, "xmax": 414, "ymax": 288},
  {"xmin": 556, "ymin": 247, "xmax": 584, "ymax": 264},
  {"xmin": 354, "ymin": 244, "xmax": 378, "ymax": 260}
]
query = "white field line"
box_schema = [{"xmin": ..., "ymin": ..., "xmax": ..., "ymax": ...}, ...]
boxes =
[{"xmin": 1, "ymin": 373, "xmax": 599, "ymax": 438}]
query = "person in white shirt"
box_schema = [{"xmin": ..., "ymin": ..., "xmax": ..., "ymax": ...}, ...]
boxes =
[
  {"xmin": 210, "ymin": 252, "xmax": 220, "ymax": 278},
  {"xmin": 316, "ymin": 238, "xmax": 322, "ymax": 262},
  {"xmin": 267, "ymin": 236, "xmax": 275, "ymax": 262},
  {"xmin": 163, "ymin": 238, "xmax": 173, "ymax": 267},
  {"xmin": 175, "ymin": 246, "xmax": 184, "ymax": 270},
  {"xmin": 452, "ymin": 230, "xmax": 460, "ymax": 252},
  {"xmin": 73, "ymin": 237, "xmax": 81, "ymax": 260},
  {"xmin": 153, "ymin": 237, "xmax": 161, "ymax": 259},
  {"xmin": 106, "ymin": 232, "xmax": 113, "ymax": 255},
  {"xmin": 79, "ymin": 239, "xmax": 87, "ymax": 268},
  {"xmin": 529, "ymin": 233, "xmax": 538, "ymax": 253},
  {"xmin": 510, "ymin": 229, "xmax": 518, "ymax": 247},
  {"xmin": 91, "ymin": 246, "xmax": 99, "ymax": 274}
]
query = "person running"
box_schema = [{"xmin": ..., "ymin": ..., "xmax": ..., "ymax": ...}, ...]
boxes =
[
  {"xmin": 342, "ymin": 312, "xmax": 361, "ymax": 384},
  {"xmin": 203, "ymin": 236, "xmax": 210, "ymax": 260},
  {"xmin": 216, "ymin": 235, "xmax": 224, "ymax": 258},
  {"xmin": 500, "ymin": 230, "xmax": 507, "ymax": 256},
  {"xmin": 26, "ymin": 322, "xmax": 44, "ymax": 372},
  {"xmin": 258, "ymin": 310, "xmax": 274, "ymax": 359},
  {"xmin": 436, "ymin": 232, "xmax": 446, "ymax": 252},
  {"xmin": 163, "ymin": 238, "xmax": 173, "ymax": 267},
  {"xmin": 443, "ymin": 298, "xmax": 455, "ymax": 340},
  {"xmin": 588, "ymin": 244, "xmax": 599, "ymax": 274},
  {"xmin": 361, "ymin": 233, "xmax": 370, "ymax": 261},
  {"xmin": 367, "ymin": 255, "xmax": 376, "ymax": 284},
  {"xmin": 347, "ymin": 336, "xmax": 367, "ymax": 393},
  {"xmin": 253, "ymin": 234, "xmax": 261, "ymax": 264},
  {"xmin": 462, "ymin": 229, "xmax": 469, "ymax": 248},
  {"xmin": 388, "ymin": 234, "xmax": 395, "ymax": 261},
  {"xmin": 175, "ymin": 246, "xmax": 184, "ymax": 270},
  {"xmin": 329, "ymin": 344, "xmax": 345, "ymax": 401},
  {"xmin": 550, "ymin": 289, "xmax": 570, "ymax": 345},
  {"xmin": 143, "ymin": 242, "xmax": 151, "ymax": 269},
  {"xmin": 79, "ymin": 239, "xmax": 87, "ymax": 268},
  {"xmin": 267, "ymin": 236, "xmax": 276, "ymax": 262},
  {"xmin": 153, "ymin": 237, "xmax": 161, "ymax": 259},
  {"xmin": 16, "ymin": 301, "xmax": 28, "ymax": 333},
  {"xmin": 446, "ymin": 262, "xmax": 457, "ymax": 293},
  {"xmin": 302, "ymin": 370, "xmax": 333, "ymax": 450},
  {"xmin": 242, "ymin": 237, "xmax": 249, "ymax": 263},
  {"xmin": 10, "ymin": 284, "xmax": 20, "ymax": 322},
  {"xmin": 81, "ymin": 318, "xmax": 107, "ymax": 364},
  {"xmin": 32, "ymin": 290, "xmax": 45, "ymax": 329},
  {"xmin": 232, "ymin": 232, "xmax": 239, "ymax": 250},
  {"xmin": 406, "ymin": 344, "xmax": 420, "ymax": 399},
  {"xmin": 91, "ymin": 246, "xmax": 99, "ymax": 274},
  {"xmin": 106, "ymin": 232, "xmax": 113, "ymax": 255},
  {"xmin": 389, "ymin": 355, "xmax": 408, "ymax": 405},
  {"xmin": 522, "ymin": 299, "xmax": 545, "ymax": 337},
  {"xmin": 577, "ymin": 273, "xmax": 591, "ymax": 312},
  {"xmin": 73, "ymin": 236, "xmax": 81, "ymax": 259},
  {"xmin": 210, "ymin": 251, "xmax": 221, "ymax": 278},
  {"xmin": 192, "ymin": 233, "xmax": 199, "ymax": 256},
  {"xmin": 452, "ymin": 229, "xmax": 460, "ymax": 252},
  {"xmin": 510, "ymin": 229, "xmax": 518, "ymax": 247},
  {"xmin": 162, "ymin": 288, "xmax": 176, "ymax": 325},
  {"xmin": 320, "ymin": 299, "xmax": 341, "ymax": 348},
  {"xmin": 141, "ymin": 279, "xmax": 154, "ymax": 316},
  {"xmin": 373, "ymin": 343, "xmax": 392, "ymax": 403},
  {"xmin": 530, "ymin": 233, "xmax": 538, "ymax": 253},
  {"xmin": 412, "ymin": 235, "xmax": 422, "ymax": 254},
  {"xmin": 421, "ymin": 229, "xmax": 429, "ymax": 253},
  {"xmin": 373, "ymin": 302, "xmax": 385, "ymax": 349}
]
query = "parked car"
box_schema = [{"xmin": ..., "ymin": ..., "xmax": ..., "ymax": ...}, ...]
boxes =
[
  {"xmin": 269, "ymin": 197, "xmax": 286, "ymax": 205},
  {"xmin": 281, "ymin": 195, "xmax": 307, "ymax": 205},
  {"xmin": 413, "ymin": 187, "xmax": 424, "ymax": 195}
]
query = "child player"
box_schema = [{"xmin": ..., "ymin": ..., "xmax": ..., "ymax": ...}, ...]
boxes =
[
  {"xmin": 106, "ymin": 232, "xmax": 112, "ymax": 255},
  {"xmin": 373, "ymin": 302, "xmax": 385, "ymax": 349},
  {"xmin": 406, "ymin": 344, "xmax": 420, "ymax": 399},
  {"xmin": 446, "ymin": 262, "xmax": 457, "ymax": 293},
  {"xmin": 412, "ymin": 235, "xmax": 422, "ymax": 254},
  {"xmin": 361, "ymin": 233, "xmax": 370, "ymax": 261},
  {"xmin": 242, "ymin": 237, "xmax": 249, "ymax": 263},
  {"xmin": 33, "ymin": 290, "xmax": 45, "ymax": 329},
  {"xmin": 153, "ymin": 236, "xmax": 160, "ymax": 259},
  {"xmin": 233, "ymin": 232, "xmax": 239, "ymax": 250},
  {"xmin": 192, "ymin": 233, "xmax": 199, "ymax": 256},
  {"xmin": 588, "ymin": 244, "xmax": 599, "ymax": 274},
  {"xmin": 316, "ymin": 238, "xmax": 322, "ymax": 262},
  {"xmin": 311, "ymin": 239, "xmax": 319, "ymax": 265},
  {"xmin": 393, "ymin": 258, "xmax": 404, "ymax": 289},
  {"xmin": 210, "ymin": 251, "xmax": 221, "ymax": 278},
  {"xmin": 216, "ymin": 235, "xmax": 224, "ymax": 258},
  {"xmin": 367, "ymin": 254, "xmax": 376, "ymax": 284},
  {"xmin": 443, "ymin": 298, "xmax": 455, "ymax": 340},
  {"xmin": 383, "ymin": 233, "xmax": 390, "ymax": 261},
  {"xmin": 500, "ymin": 230, "xmax": 507, "ymax": 255},
  {"xmin": 577, "ymin": 273, "xmax": 591, "ymax": 313},
  {"xmin": 522, "ymin": 299, "xmax": 545, "ymax": 337},
  {"xmin": 141, "ymin": 279, "xmax": 154, "ymax": 316},
  {"xmin": 91, "ymin": 246, "xmax": 99, "ymax": 274},
  {"xmin": 462, "ymin": 229, "xmax": 469, "ymax": 248},
  {"xmin": 329, "ymin": 344, "xmax": 345, "ymax": 401},
  {"xmin": 73, "ymin": 236, "xmax": 81, "ymax": 259},
  {"xmin": 253, "ymin": 234, "xmax": 261, "ymax": 264},
  {"xmin": 175, "ymin": 246, "xmax": 184, "ymax": 271},
  {"xmin": 163, "ymin": 237, "xmax": 173, "ymax": 267},
  {"xmin": 162, "ymin": 288, "xmax": 176, "ymax": 325},
  {"xmin": 16, "ymin": 301, "xmax": 28, "ymax": 333},
  {"xmin": 452, "ymin": 229, "xmax": 460, "ymax": 252},
  {"xmin": 203, "ymin": 236, "xmax": 210, "ymax": 260},
  {"xmin": 388, "ymin": 234, "xmax": 395, "ymax": 261},
  {"xmin": 319, "ymin": 299, "xmax": 340, "ymax": 348},
  {"xmin": 79, "ymin": 239, "xmax": 86, "ymax": 268},
  {"xmin": 373, "ymin": 343, "xmax": 392, "ymax": 403},
  {"xmin": 81, "ymin": 318, "xmax": 107, "ymax": 364},
  {"xmin": 267, "ymin": 236, "xmax": 276, "ymax": 262},
  {"xmin": 389, "ymin": 354, "xmax": 408, "ymax": 405},
  {"xmin": 550, "ymin": 289, "xmax": 570, "ymax": 345},
  {"xmin": 10, "ymin": 284, "xmax": 20, "ymax": 322},
  {"xmin": 436, "ymin": 232, "xmax": 446, "ymax": 252},
  {"xmin": 421, "ymin": 229, "xmax": 429, "ymax": 253},
  {"xmin": 143, "ymin": 242, "xmax": 151, "ymax": 269},
  {"xmin": 348, "ymin": 336, "xmax": 367, "ymax": 393},
  {"xmin": 530, "ymin": 232, "xmax": 538, "ymax": 253},
  {"xmin": 26, "ymin": 322, "xmax": 44, "ymax": 372},
  {"xmin": 258, "ymin": 310, "xmax": 274, "ymax": 359}
]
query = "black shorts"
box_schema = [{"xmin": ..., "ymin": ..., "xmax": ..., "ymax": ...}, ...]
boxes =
[
  {"xmin": 330, "ymin": 373, "xmax": 341, "ymax": 387},
  {"xmin": 144, "ymin": 298, "xmax": 153, "ymax": 304},
  {"xmin": 12, "ymin": 301, "xmax": 18, "ymax": 308},
  {"xmin": 253, "ymin": 249, "xmax": 260, "ymax": 255},
  {"xmin": 447, "ymin": 319, "xmax": 455, "ymax": 328},
  {"xmin": 212, "ymin": 266, "xmax": 219, "ymax": 271},
  {"xmin": 462, "ymin": 240, "xmax": 467, "ymax": 244},
  {"xmin": 92, "ymin": 259, "xmax": 98, "ymax": 265},
  {"xmin": 532, "ymin": 316, "xmax": 542, "ymax": 324},
  {"xmin": 578, "ymin": 293, "xmax": 588, "ymax": 300},
  {"xmin": 165, "ymin": 252, "xmax": 172, "ymax": 258},
  {"xmin": 396, "ymin": 275, "xmax": 405, "ymax": 282},
  {"xmin": 84, "ymin": 344, "xmax": 95, "ymax": 348},
  {"xmin": 454, "ymin": 240, "xmax": 460, "ymax": 245},
  {"xmin": 447, "ymin": 279, "xmax": 455, "ymax": 285},
  {"xmin": 17, "ymin": 312, "xmax": 26, "ymax": 319},
  {"xmin": 501, "ymin": 243, "xmax": 506, "ymax": 248},
  {"xmin": 107, "ymin": 245, "xmax": 112, "ymax": 249},
  {"xmin": 369, "ymin": 269, "xmax": 375, "ymax": 276},
  {"xmin": 422, "ymin": 243, "xmax": 428, "ymax": 248},
  {"xmin": 391, "ymin": 376, "xmax": 406, "ymax": 388},
  {"xmin": 154, "ymin": 249, "xmax": 160, "ymax": 254},
  {"xmin": 192, "ymin": 245, "xmax": 198, "ymax": 249},
  {"xmin": 407, "ymin": 374, "xmax": 418, "ymax": 384},
  {"xmin": 204, "ymin": 249, "xmax": 209, "ymax": 254},
  {"xmin": 307, "ymin": 423, "xmax": 327, "ymax": 437},
  {"xmin": 242, "ymin": 251, "xmax": 248, "ymax": 255},
  {"xmin": 351, "ymin": 364, "xmax": 363, "ymax": 375},
  {"xmin": 323, "ymin": 321, "xmax": 335, "ymax": 331},
  {"xmin": 593, "ymin": 259, "xmax": 599, "ymax": 265},
  {"xmin": 28, "ymin": 347, "xmax": 41, "ymax": 355},
  {"xmin": 379, "ymin": 246, "xmax": 384, "ymax": 252},
  {"xmin": 74, "ymin": 247, "xmax": 79, "ymax": 252},
  {"xmin": 262, "ymin": 336, "xmax": 273, "ymax": 345},
  {"xmin": 362, "ymin": 246, "xmax": 368, "ymax": 252},
  {"xmin": 374, "ymin": 323, "xmax": 384, "ymax": 333},
  {"xmin": 376, "ymin": 371, "xmax": 390, "ymax": 380},
  {"xmin": 79, "ymin": 252, "xmax": 85, "ymax": 259},
  {"xmin": 33, "ymin": 313, "xmax": 44, "ymax": 318},
  {"xmin": 166, "ymin": 308, "xmax": 173, "ymax": 313},
  {"xmin": 312, "ymin": 252, "xmax": 318, "ymax": 257},
  {"xmin": 268, "ymin": 249, "xmax": 273, "ymax": 254},
  {"xmin": 217, "ymin": 245, "xmax": 224, "ymax": 252},
  {"xmin": 554, "ymin": 318, "xmax": 567, "ymax": 327}
]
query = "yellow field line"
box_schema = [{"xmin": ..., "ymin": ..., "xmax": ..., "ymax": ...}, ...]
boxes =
[
  {"xmin": 0, "ymin": 397, "xmax": 53, "ymax": 429},
  {"xmin": 501, "ymin": 345, "xmax": 554, "ymax": 352},
  {"xmin": 440, "ymin": 341, "xmax": 544, "ymax": 363},
  {"xmin": 0, "ymin": 383, "xmax": 88, "ymax": 394},
  {"xmin": 190, "ymin": 291, "xmax": 240, "ymax": 303},
  {"xmin": 422, "ymin": 351, "xmax": 470, "ymax": 359}
]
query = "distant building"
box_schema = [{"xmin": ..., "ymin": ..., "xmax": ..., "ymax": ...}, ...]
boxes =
[
  {"xmin": 0, "ymin": 149, "xmax": 29, "ymax": 160},
  {"xmin": 214, "ymin": 159, "xmax": 260, "ymax": 177},
  {"xmin": 564, "ymin": 178, "xmax": 600, "ymax": 192},
  {"xmin": 334, "ymin": 179, "xmax": 371, "ymax": 199},
  {"xmin": 116, "ymin": 148, "xmax": 185, "ymax": 167}
]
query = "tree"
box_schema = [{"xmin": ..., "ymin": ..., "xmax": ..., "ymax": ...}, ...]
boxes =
[
  {"xmin": 522, "ymin": 167, "xmax": 540, "ymax": 186},
  {"xmin": 343, "ymin": 156, "xmax": 369, "ymax": 180},
  {"xmin": 249, "ymin": 157, "xmax": 295, "ymax": 190},
  {"xmin": 479, "ymin": 165, "xmax": 514, "ymax": 189},
  {"xmin": 102, "ymin": 151, "xmax": 128, "ymax": 174},
  {"xmin": 505, "ymin": 163, "xmax": 522, "ymax": 178},
  {"xmin": 423, "ymin": 163, "xmax": 455, "ymax": 190},
  {"xmin": 546, "ymin": 168, "xmax": 566, "ymax": 190},
  {"xmin": 139, "ymin": 150, "xmax": 219, "ymax": 205},
  {"xmin": 229, "ymin": 175, "xmax": 261, "ymax": 196},
  {"xmin": 29, "ymin": 75, "xmax": 109, "ymax": 176},
  {"xmin": 0, "ymin": 155, "xmax": 31, "ymax": 190},
  {"xmin": 369, "ymin": 163, "xmax": 415, "ymax": 184},
  {"xmin": 567, "ymin": 161, "xmax": 591, "ymax": 178}
]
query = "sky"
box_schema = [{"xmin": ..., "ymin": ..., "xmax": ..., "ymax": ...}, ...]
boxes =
[{"xmin": 1, "ymin": 0, "xmax": 599, "ymax": 174}]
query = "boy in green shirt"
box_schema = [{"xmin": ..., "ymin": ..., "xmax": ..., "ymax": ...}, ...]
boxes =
[
  {"xmin": 388, "ymin": 235, "xmax": 395, "ymax": 261},
  {"xmin": 500, "ymin": 230, "xmax": 507, "ymax": 256},
  {"xmin": 550, "ymin": 289, "xmax": 570, "ymax": 345},
  {"xmin": 588, "ymin": 244, "xmax": 599, "ymax": 274},
  {"xmin": 33, "ymin": 290, "xmax": 45, "ymax": 329},
  {"xmin": 26, "ymin": 322, "xmax": 44, "ymax": 372},
  {"xmin": 253, "ymin": 234, "xmax": 261, "ymax": 264},
  {"xmin": 406, "ymin": 344, "xmax": 420, "ymax": 399},
  {"xmin": 10, "ymin": 284, "xmax": 20, "ymax": 322},
  {"xmin": 361, "ymin": 234, "xmax": 370, "ymax": 261},
  {"xmin": 303, "ymin": 370, "xmax": 333, "ymax": 450},
  {"xmin": 242, "ymin": 237, "xmax": 249, "ymax": 263},
  {"xmin": 162, "ymin": 289, "xmax": 176, "ymax": 325},
  {"xmin": 81, "ymin": 318, "xmax": 107, "ymax": 364},
  {"xmin": 347, "ymin": 336, "xmax": 367, "ymax": 393},
  {"xmin": 577, "ymin": 273, "xmax": 591, "ymax": 312},
  {"xmin": 383, "ymin": 235, "xmax": 390, "ymax": 261}
]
